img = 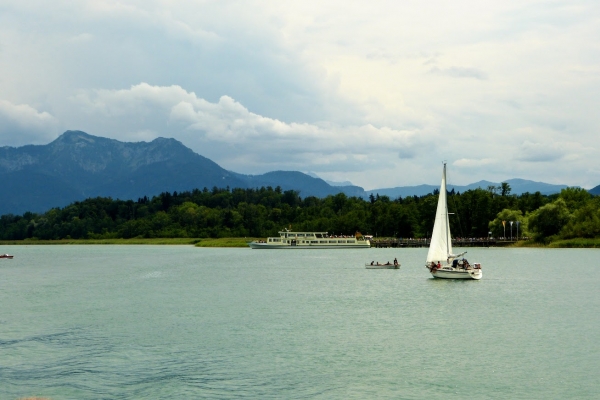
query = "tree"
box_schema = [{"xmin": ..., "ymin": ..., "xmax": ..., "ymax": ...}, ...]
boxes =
[
  {"xmin": 487, "ymin": 185, "xmax": 499, "ymax": 196},
  {"xmin": 559, "ymin": 197, "xmax": 600, "ymax": 239},
  {"xmin": 558, "ymin": 187, "xmax": 592, "ymax": 212},
  {"xmin": 527, "ymin": 198, "xmax": 571, "ymax": 241},
  {"xmin": 489, "ymin": 209, "xmax": 526, "ymax": 239}
]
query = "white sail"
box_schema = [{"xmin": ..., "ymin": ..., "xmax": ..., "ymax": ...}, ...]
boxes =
[{"xmin": 426, "ymin": 163, "xmax": 453, "ymax": 264}]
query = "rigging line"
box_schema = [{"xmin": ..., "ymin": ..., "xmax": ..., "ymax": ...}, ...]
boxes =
[
  {"xmin": 447, "ymin": 173, "xmax": 465, "ymax": 240},
  {"xmin": 448, "ymin": 191, "xmax": 464, "ymax": 239}
]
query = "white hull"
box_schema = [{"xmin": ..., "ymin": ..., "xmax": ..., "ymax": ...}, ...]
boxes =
[
  {"xmin": 250, "ymin": 229, "xmax": 371, "ymax": 249},
  {"xmin": 428, "ymin": 266, "xmax": 482, "ymax": 280},
  {"xmin": 249, "ymin": 242, "xmax": 370, "ymax": 249},
  {"xmin": 366, "ymin": 263, "xmax": 399, "ymax": 269}
]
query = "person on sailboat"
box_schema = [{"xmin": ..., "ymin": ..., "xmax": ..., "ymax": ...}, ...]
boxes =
[{"xmin": 437, "ymin": 261, "xmax": 441, "ymax": 269}]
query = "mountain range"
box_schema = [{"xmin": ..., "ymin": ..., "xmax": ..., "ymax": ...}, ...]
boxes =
[{"xmin": 0, "ymin": 130, "xmax": 592, "ymax": 215}]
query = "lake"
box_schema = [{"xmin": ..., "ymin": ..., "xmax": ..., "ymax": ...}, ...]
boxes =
[{"xmin": 1, "ymin": 245, "xmax": 599, "ymax": 399}]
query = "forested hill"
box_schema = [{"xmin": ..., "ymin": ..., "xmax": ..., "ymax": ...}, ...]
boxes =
[
  {"xmin": 0, "ymin": 130, "xmax": 243, "ymax": 214},
  {"xmin": 0, "ymin": 131, "xmax": 586, "ymax": 216},
  {"xmin": 0, "ymin": 131, "xmax": 353, "ymax": 214},
  {"xmin": 0, "ymin": 185, "xmax": 596, "ymax": 243}
]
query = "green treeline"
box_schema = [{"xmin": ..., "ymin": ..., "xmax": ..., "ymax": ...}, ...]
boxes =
[{"xmin": 0, "ymin": 185, "xmax": 598, "ymax": 243}]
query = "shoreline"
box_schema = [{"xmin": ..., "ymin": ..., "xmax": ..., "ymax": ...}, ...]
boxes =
[
  {"xmin": 0, "ymin": 238, "xmax": 257, "ymax": 247},
  {"xmin": 1, "ymin": 238, "xmax": 600, "ymax": 248}
]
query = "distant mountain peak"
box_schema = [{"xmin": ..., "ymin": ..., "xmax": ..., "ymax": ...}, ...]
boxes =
[
  {"xmin": 304, "ymin": 171, "xmax": 353, "ymax": 187},
  {"xmin": 0, "ymin": 130, "xmax": 588, "ymax": 216},
  {"xmin": 151, "ymin": 136, "xmax": 179, "ymax": 144},
  {"xmin": 53, "ymin": 130, "xmax": 99, "ymax": 143},
  {"xmin": 49, "ymin": 131, "xmax": 117, "ymax": 154}
]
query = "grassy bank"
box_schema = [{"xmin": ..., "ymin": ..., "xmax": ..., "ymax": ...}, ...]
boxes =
[
  {"xmin": 0, "ymin": 238, "xmax": 202, "ymax": 245},
  {"xmin": 193, "ymin": 238, "xmax": 258, "ymax": 247},
  {"xmin": 546, "ymin": 238, "xmax": 600, "ymax": 248},
  {"xmin": 0, "ymin": 237, "xmax": 259, "ymax": 247},
  {"xmin": 508, "ymin": 240, "xmax": 545, "ymax": 248},
  {"xmin": 510, "ymin": 238, "xmax": 600, "ymax": 248}
]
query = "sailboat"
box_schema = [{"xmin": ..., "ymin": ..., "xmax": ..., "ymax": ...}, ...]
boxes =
[{"xmin": 425, "ymin": 163, "xmax": 482, "ymax": 280}]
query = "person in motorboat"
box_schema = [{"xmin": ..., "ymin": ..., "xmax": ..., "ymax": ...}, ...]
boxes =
[
  {"xmin": 370, "ymin": 261, "xmax": 374, "ymax": 265},
  {"xmin": 393, "ymin": 258, "xmax": 398, "ymax": 266}
]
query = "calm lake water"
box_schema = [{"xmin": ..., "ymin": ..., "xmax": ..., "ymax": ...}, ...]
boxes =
[{"xmin": 1, "ymin": 245, "xmax": 599, "ymax": 399}]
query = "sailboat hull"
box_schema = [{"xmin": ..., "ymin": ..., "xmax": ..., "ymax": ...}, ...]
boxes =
[{"xmin": 429, "ymin": 267, "xmax": 482, "ymax": 280}]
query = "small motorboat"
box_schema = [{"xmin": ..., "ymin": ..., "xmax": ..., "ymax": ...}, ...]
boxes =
[
  {"xmin": 0, "ymin": 254, "xmax": 14, "ymax": 259},
  {"xmin": 366, "ymin": 260, "xmax": 400, "ymax": 269}
]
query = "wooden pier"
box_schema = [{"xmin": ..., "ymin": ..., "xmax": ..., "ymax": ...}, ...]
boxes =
[{"xmin": 370, "ymin": 238, "xmax": 517, "ymax": 248}]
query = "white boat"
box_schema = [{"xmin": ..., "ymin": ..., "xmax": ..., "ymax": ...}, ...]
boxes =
[
  {"xmin": 249, "ymin": 229, "xmax": 371, "ymax": 249},
  {"xmin": 425, "ymin": 163, "xmax": 482, "ymax": 280},
  {"xmin": 366, "ymin": 260, "xmax": 400, "ymax": 269}
]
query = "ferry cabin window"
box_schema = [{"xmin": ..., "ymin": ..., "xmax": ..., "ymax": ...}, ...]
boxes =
[
  {"xmin": 319, "ymin": 240, "xmax": 326, "ymax": 243},
  {"xmin": 311, "ymin": 241, "xmax": 318, "ymax": 244},
  {"xmin": 329, "ymin": 240, "xmax": 336, "ymax": 243}
]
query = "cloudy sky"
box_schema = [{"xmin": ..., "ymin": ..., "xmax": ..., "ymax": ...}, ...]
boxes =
[{"xmin": 1, "ymin": 0, "xmax": 599, "ymax": 189}]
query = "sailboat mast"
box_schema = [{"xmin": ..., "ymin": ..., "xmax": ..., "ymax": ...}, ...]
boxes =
[
  {"xmin": 443, "ymin": 162, "xmax": 449, "ymax": 256},
  {"xmin": 425, "ymin": 162, "xmax": 455, "ymax": 265}
]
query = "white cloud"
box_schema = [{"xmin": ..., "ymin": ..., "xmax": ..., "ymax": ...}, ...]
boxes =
[
  {"xmin": 68, "ymin": 83, "xmax": 425, "ymax": 186},
  {"xmin": 454, "ymin": 158, "xmax": 497, "ymax": 168},
  {"xmin": 0, "ymin": 100, "xmax": 59, "ymax": 146},
  {"xmin": 68, "ymin": 33, "xmax": 94, "ymax": 43},
  {"xmin": 0, "ymin": 0, "xmax": 599, "ymax": 188},
  {"xmin": 429, "ymin": 66, "xmax": 488, "ymax": 80},
  {"xmin": 516, "ymin": 141, "xmax": 565, "ymax": 162}
]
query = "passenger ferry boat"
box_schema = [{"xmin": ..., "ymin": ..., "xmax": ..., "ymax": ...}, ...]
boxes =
[{"xmin": 248, "ymin": 229, "xmax": 371, "ymax": 249}]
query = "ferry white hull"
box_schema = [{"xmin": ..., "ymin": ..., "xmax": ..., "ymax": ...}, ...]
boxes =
[
  {"xmin": 249, "ymin": 229, "xmax": 370, "ymax": 249},
  {"xmin": 249, "ymin": 242, "xmax": 370, "ymax": 249}
]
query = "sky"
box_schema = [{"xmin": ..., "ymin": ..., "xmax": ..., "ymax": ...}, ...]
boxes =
[{"xmin": 1, "ymin": 0, "xmax": 599, "ymax": 190}]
